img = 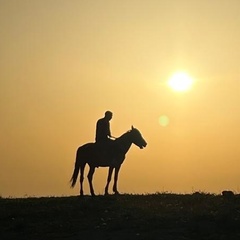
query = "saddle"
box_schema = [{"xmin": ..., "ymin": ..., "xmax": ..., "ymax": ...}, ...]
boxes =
[{"xmin": 94, "ymin": 141, "xmax": 116, "ymax": 167}]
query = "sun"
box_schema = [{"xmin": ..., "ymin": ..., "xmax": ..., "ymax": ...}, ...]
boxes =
[{"xmin": 168, "ymin": 72, "xmax": 193, "ymax": 92}]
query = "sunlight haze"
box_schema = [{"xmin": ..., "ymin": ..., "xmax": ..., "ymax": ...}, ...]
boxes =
[
  {"xmin": 1, "ymin": 0, "xmax": 240, "ymax": 197},
  {"xmin": 168, "ymin": 72, "xmax": 193, "ymax": 92}
]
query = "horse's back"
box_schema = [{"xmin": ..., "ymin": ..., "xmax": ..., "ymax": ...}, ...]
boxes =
[
  {"xmin": 79, "ymin": 142, "xmax": 94, "ymax": 148},
  {"xmin": 77, "ymin": 142, "xmax": 94, "ymax": 154}
]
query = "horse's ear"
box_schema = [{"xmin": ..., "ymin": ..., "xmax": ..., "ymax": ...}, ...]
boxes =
[{"xmin": 131, "ymin": 125, "xmax": 134, "ymax": 130}]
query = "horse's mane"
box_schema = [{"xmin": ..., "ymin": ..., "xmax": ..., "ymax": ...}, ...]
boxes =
[
  {"xmin": 115, "ymin": 130, "xmax": 132, "ymax": 140},
  {"xmin": 114, "ymin": 128, "xmax": 141, "ymax": 143}
]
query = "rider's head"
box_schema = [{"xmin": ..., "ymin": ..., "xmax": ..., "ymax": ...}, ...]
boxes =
[{"xmin": 105, "ymin": 111, "xmax": 113, "ymax": 121}]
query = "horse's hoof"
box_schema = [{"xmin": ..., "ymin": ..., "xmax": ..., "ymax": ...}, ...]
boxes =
[{"xmin": 114, "ymin": 191, "xmax": 120, "ymax": 195}]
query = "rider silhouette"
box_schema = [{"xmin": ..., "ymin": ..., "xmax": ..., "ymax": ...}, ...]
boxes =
[
  {"xmin": 95, "ymin": 111, "xmax": 115, "ymax": 165},
  {"xmin": 95, "ymin": 111, "xmax": 114, "ymax": 143}
]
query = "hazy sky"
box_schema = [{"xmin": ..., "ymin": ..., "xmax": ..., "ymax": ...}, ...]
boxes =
[{"xmin": 1, "ymin": 0, "xmax": 240, "ymax": 197}]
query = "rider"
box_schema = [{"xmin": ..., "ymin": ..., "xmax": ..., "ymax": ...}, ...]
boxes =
[
  {"xmin": 95, "ymin": 111, "xmax": 115, "ymax": 164},
  {"xmin": 95, "ymin": 111, "xmax": 115, "ymax": 144}
]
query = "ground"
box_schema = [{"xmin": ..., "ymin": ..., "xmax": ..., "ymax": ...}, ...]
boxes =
[{"xmin": 1, "ymin": 193, "xmax": 240, "ymax": 240}]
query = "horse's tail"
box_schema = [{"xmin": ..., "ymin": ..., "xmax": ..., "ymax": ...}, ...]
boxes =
[{"xmin": 70, "ymin": 149, "xmax": 81, "ymax": 188}]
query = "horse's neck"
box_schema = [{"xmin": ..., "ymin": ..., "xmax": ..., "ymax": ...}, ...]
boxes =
[{"xmin": 116, "ymin": 132, "xmax": 132, "ymax": 153}]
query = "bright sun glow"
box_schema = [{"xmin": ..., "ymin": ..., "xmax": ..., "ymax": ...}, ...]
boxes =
[{"xmin": 168, "ymin": 72, "xmax": 193, "ymax": 92}]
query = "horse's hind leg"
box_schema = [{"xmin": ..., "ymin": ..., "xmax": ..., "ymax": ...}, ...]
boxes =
[
  {"xmin": 113, "ymin": 166, "xmax": 120, "ymax": 195},
  {"xmin": 87, "ymin": 166, "xmax": 96, "ymax": 196},
  {"xmin": 80, "ymin": 163, "xmax": 86, "ymax": 196},
  {"xmin": 105, "ymin": 167, "xmax": 114, "ymax": 195}
]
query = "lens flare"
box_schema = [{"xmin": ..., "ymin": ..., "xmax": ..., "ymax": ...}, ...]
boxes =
[{"xmin": 159, "ymin": 115, "xmax": 169, "ymax": 127}]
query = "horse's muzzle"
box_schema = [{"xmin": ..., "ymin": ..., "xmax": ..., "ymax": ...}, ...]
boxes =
[{"xmin": 140, "ymin": 141, "xmax": 147, "ymax": 149}]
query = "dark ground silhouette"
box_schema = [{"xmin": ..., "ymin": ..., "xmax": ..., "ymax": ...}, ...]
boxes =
[{"xmin": 1, "ymin": 193, "xmax": 240, "ymax": 240}]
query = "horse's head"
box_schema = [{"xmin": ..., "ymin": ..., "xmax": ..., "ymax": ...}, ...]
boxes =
[{"xmin": 129, "ymin": 126, "xmax": 147, "ymax": 149}]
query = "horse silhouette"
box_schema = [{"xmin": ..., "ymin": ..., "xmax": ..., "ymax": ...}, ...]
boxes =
[{"xmin": 70, "ymin": 126, "xmax": 147, "ymax": 196}]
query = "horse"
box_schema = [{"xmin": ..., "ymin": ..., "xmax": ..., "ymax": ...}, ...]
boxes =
[{"xmin": 70, "ymin": 126, "xmax": 147, "ymax": 196}]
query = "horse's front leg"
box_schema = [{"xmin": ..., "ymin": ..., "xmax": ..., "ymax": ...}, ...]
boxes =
[
  {"xmin": 87, "ymin": 166, "xmax": 96, "ymax": 196},
  {"xmin": 105, "ymin": 166, "xmax": 114, "ymax": 195},
  {"xmin": 113, "ymin": 165, "xmax": 121, "ymax": 195}
]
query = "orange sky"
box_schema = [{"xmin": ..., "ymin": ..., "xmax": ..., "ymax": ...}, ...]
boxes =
[{"xmin": 1, "ymin": 0, "xmax": 240, "ymax": 197}]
